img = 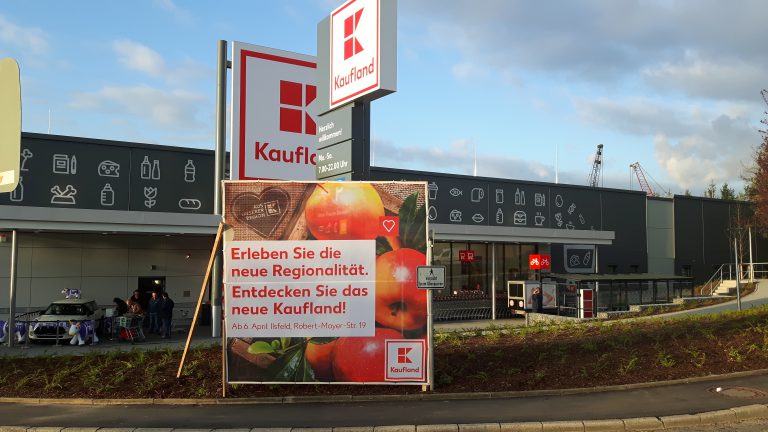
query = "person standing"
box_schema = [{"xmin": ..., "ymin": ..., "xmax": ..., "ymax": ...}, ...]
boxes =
[
  {"xmin": 148, "ymin": 292, "xmax": 161, "ymax": 335},
  {"xmin": 531, "ymin": 286, "xmax": 543, "ymax": 313},
  {"xmin": 160, "ymin": 292, "xmax": 175, "ymax": 339}
]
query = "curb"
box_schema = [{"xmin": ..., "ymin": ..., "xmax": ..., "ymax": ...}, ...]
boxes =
[
  {"xmin": 1, "ymin": 404, "xmax": 768, "ymax": 432},
  {"xmin": 2, "ymin": 368, "xmax": 767, "ymax": 406}
]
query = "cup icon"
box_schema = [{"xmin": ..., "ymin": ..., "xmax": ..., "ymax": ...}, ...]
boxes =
[
  {"xmin": 428, "ymin": 182, "xmax": 438, "ymax": 200},
  {"xmin": 471, "ymin": 188, "xmax": 484, "ymax": 202}
]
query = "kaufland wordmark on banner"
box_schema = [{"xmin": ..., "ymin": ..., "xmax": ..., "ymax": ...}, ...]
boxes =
[
  {"xmin": 329, "ymin": 0, "xmax": 380, "ymax": 109},
  {"xmin": 230, "ymin": 42, "xmax": 318, "ymax": 180}
]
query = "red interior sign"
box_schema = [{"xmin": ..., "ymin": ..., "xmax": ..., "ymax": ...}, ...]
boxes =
[{"xmin": 458, "ymin": 250, "xmax": 475, "ymax": 263}]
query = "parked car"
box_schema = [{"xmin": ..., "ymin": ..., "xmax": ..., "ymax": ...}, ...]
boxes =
[{"xmin": 28, "ymin": 298, "xmax": 103, "ymax": 342}]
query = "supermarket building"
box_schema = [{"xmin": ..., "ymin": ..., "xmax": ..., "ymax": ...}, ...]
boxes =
[{"xmin": 1, "ymin": 133, "xmax": 764, "ymax": 320}]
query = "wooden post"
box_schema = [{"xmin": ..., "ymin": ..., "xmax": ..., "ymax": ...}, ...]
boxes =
[{"xmin": 177, "ymin": 222, "xmax": 224, "ymax": 378}]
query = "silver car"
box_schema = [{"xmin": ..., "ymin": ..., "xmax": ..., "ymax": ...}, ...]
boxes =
[{"xmin": 28, "ymin": 298, "xmax": 103, "ymax": 342}]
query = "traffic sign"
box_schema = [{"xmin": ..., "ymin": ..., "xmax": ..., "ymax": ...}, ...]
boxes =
[{"xmin": 417, "ymin": 265, "xmax": 446, "ymax": 289}]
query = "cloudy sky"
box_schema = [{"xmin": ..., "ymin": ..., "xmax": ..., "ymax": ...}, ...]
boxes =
[{"xmin": 1, "ymin": 0, "xmax": 766, "ymax": 195}]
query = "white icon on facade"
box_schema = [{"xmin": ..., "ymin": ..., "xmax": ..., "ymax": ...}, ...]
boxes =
[
  {"xmin": 569, "ymin": 254, "xmax": 581, "ymax": 267},
  {"xmin": 566, "ymin": 222, "xmax": 575, "ymax": 230},
  {"xmin": 178, "ymin": 199, "xmax": 202, "ymax": 210},
  {"xmin": 514, "ymin": 188, "xmax": 525, "ymax": 205},
  {"xmin": 472, "ymin": 213, "xmax": 485, "ymax": 223},
  {"xmin": 10, "ymin": 176, "xmax": 23, "ymax": 202},
  {"xmin": 535, "ymin": 193, "xmax": 546, "ymax": 207},
  {"xmin": 578, "ymin": 213, "xmax": 586, "ymax": 225},
  {"xmin": 495, "ymin": 189, "xmax": 504, "ymax": 204},
  {"xmin": 555, "ymin": 212, "xmax": 564, "ymax": 227},
  {"xmin": 428, "ymin": 183, "xmax": 438, "ymax": 200},
  {"xmin": 567, "ymin": 203, "xmax": 576, "ymax": 214},
  {"xmin": 141, "ymin": 156, "xmax": 160, "ymax": 180},
  {"xmin": 513, "ymin": 210, "xmax": 527, "ymax": 225},
  {"xmin": 555, "ymin": 194, "xmax": 564, "ymax": 207},
  {"xmin": 144, "ymin": 187, "xmax": 158, "ymax": 208},
  {"xmin": 20, "ymin": 149, "xmax": 33, "ymax": 171},
  {"xmin": 535, "ymin": 212, "xmax": 545, "ymax": 226},
  {"xmin": 428, "ymin": 206, "xmax": 437, "ymax": 221},
  {"xmin": 184, "ymin": 160, "xmax": 196, "ymax": 183},
  {"xmin": 98, "ymin": 160, "xmax": 121, "ymax": 177},
  {"xmin": 100, "ymin": 184, "xmax": 115, "ymax": 207},
  {"xmin": 50, "ymin": 185, "xmax": 77, "ymax": 205},
  {"xmin": 583, "ymin": 250, "xmax": 592, "ymax": 264},
  {"xmin": 449, "ymin": 188, "xmax": 462, "ymax": 197},
  {"xmin": 52, "ymin": 154, "xmax": 77, "ymax": 175},
  {"xmin": 449, "ymin": 209, "xmax": 462, "ymax": 222},
  {"xmin": 496, "ymin": 208, "xmax": 504, "ymax": 224},
  {"xmin": 471, "ymin": 188, "xmax": 484, "ymax": 202}
]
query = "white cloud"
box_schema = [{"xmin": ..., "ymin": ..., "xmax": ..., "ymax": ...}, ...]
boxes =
[
  {"xmin": 574, "ymin": 97, "xmax": 758, "ymax": 192},
  {"xmin": 111, "ymin": 39, "xmax": 211, "ymax": 85},
  {"xmin": 373, "ymin": 138, "xmax": 555, "ymax": 181},
  {"xmin": 403, "ymin": 1, "xmax": 768, "ymax": 101},
  {"xmin": 71, "ymin": 84, "xmax": 208, "ymax": 130},
  {"xmin": 644, "ymin": 52, "xmax": 766, "ymax": 102},
  {"xmin": 0, "ymin": 14, "xmax": 48, "ymax": 54},
  {"xmin": 113, "ymin": 39, "xmax": 166, "ymax": 78},
  {"xmin": 153, "ymin": 0, "xmax": 194, "ymax": 23}
]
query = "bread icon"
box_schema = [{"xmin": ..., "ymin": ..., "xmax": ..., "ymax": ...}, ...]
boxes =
[{"xmin": 178, "ymin": 198, "xmax": 202, "ymax": 210}]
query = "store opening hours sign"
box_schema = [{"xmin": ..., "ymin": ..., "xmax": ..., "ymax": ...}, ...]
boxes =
[
  {"xmin": 225, "ymin": 240, "xmax": 376, "ymax": 337},
  {"xmin": 223, "ymin": 180, "xmax": 429, "ymax": 385}
]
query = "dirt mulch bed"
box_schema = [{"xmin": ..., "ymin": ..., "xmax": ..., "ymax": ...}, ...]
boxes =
[{"xmin": 2, "ymin": 306, "xmax": 768, "ymax": 399}]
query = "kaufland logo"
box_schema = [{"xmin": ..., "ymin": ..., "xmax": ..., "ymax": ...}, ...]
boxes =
[
  {"xmin": 385, "ymin": 340, "xmax": 426, "ymax": 381},
  {"xmin": 330, "ymin": 0, "xmax": 379, "ymax": 108},
  {"xmin": 253, "ymin": 79, "xmax": 316, "ymax": 167},
  {"xmin": 344, "ymin": 8, "xmax": 364, "ymax": 59}
]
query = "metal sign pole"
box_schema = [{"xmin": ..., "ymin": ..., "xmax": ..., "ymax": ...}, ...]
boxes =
[
  {"xmin": 8, "ymin": 230, "xmax": 18, "ymax": 347},
  {"xmin": 211, "ymin": 39, "xmax": 228, "ymax": 338},
  {"xmin": 735, "ymin": 237, "xmax": 742, "ymax": 311}
]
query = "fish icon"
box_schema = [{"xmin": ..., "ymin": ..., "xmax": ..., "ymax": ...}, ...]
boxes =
[{"xmin": 449, "ymin": 188, "xmax": 463, "ymax": 197}]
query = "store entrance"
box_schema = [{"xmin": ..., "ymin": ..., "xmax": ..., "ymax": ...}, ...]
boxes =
[{"xmin": 137, "ymin": 277, "xmax": 165, "ymax": 311}]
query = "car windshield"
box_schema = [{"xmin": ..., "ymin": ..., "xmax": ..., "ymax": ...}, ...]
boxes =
[{"xmin": 44, "ymin": 303, "xmax": 87, "ymax": 316}]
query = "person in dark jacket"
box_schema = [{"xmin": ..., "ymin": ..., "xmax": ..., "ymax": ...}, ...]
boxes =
[
  {"xmin": 148, "ymin": 291, "xmax": 161, "ymax": 335},
  {"xmin": 159, "ymin": 292, "xmax": 175, "ymax": 339},
  {"xmin": 531, "ymin": 287, "xmax": 543, "ymax": 313}
]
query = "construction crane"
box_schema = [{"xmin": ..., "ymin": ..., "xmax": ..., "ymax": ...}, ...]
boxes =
[
  {"xmin": 587, "ymin": 144, "xmax": 604, "ymax": 187},
  {"xmin": 630, "ymin": 162, "xmax": 670, "ymax": 197}
]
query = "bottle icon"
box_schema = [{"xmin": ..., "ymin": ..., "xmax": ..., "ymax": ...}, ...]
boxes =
[
  {"xmin": 515, "ymin": 188, "xmax": 525, "ymax": 205},
  {"xmin": 141, "ymin": 156, "xmax": 151, "ymax": 179},
  {"xmin": 496, "ymin": 208, "xmax": 504, "ymax": 224},
  {"xmin": 495, "ymin": 189, "xmax": 504, "ymax": 204},
  {"xmin": 184, "ymin": 160, "xmax": 196, "ymax": 183},
  {"xmin": 100, "ymin": 183, "xmax": 114, "ymax": 207},
  {"xmin": 10, "ymin": 177, "xmax": 23, "ymax": 202},
  {"xmin": 151, "ymin": 159, "xmax": 160, "ymax": 180}
]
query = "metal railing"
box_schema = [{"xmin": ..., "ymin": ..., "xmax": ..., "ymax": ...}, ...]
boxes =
[{"xmin": 701, "ymin": 262, "xmax": 767, "ymax": 296}]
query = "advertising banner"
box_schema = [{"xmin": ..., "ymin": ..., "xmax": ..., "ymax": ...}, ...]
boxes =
[
  {"xmin": 223, "ymin": 180, "xmax": 429, "ymax": 385},
  {"xmin": 230, "ymin": 42, "xmax": 318, "ymax": 181}
]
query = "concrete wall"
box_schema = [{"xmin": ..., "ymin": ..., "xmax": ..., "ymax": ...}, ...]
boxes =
[
  {"xmin": 0, "ymin": 232, "xmax": 214, "ymax": 310},
  {"xmin": 647, "ymin": 198, "xmax": 675, "ymax": 274}
]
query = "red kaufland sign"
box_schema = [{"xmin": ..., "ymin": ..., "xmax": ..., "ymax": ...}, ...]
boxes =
[
  {"xmin": 330, "ymin": 0, "xmax": 380, "ymax": 109},
  {"xmin": 230, "ymin": 42, "xmax": 318, "ymax": 181}
]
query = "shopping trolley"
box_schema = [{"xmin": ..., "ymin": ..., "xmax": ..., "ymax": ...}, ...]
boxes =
[{"xmin": 116, "ymin": 315, "xmax": 145, "ymax": 342}]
